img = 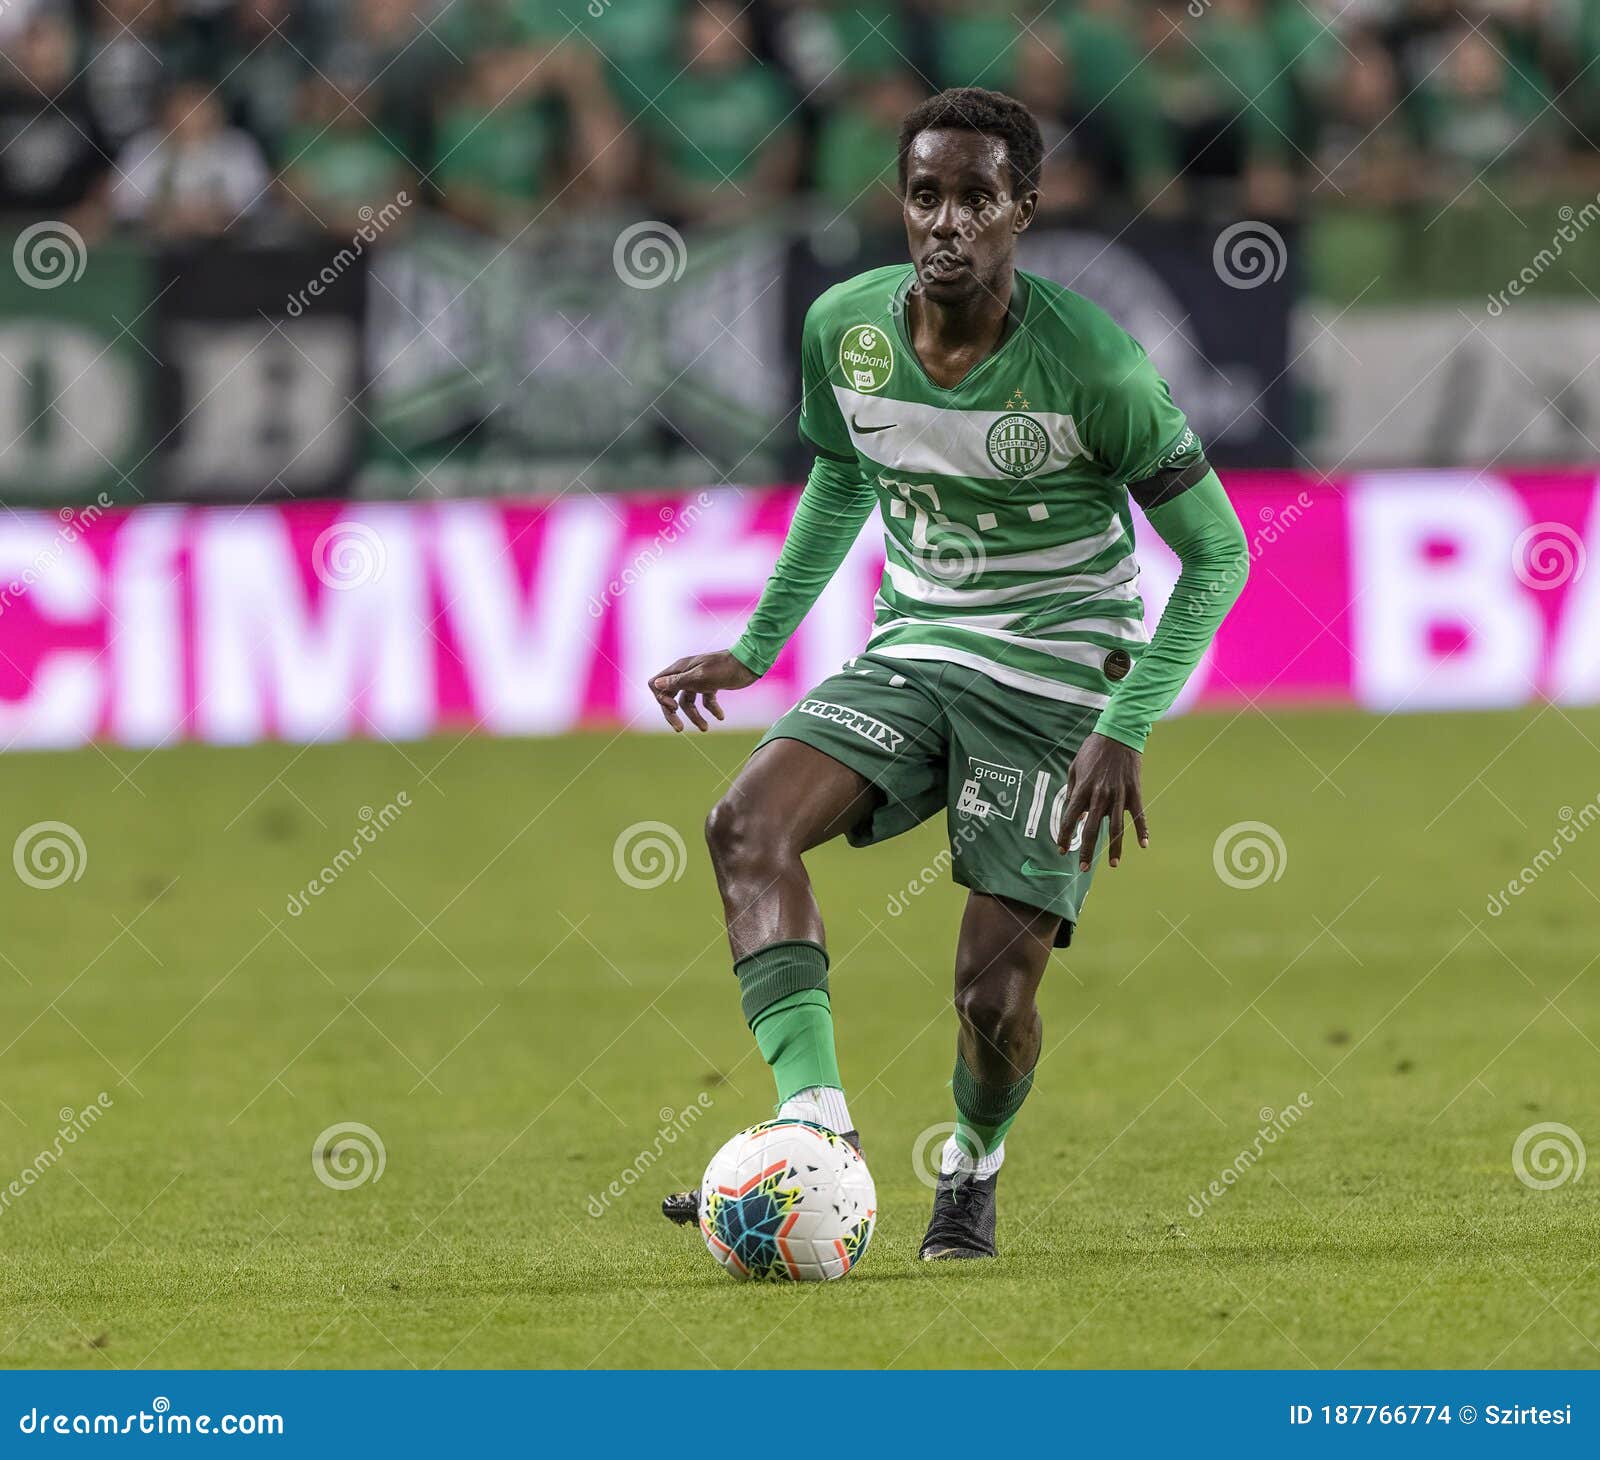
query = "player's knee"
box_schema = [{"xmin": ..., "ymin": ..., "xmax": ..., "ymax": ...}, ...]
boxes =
[
  {"xmin": 704, "ymin": 795, "xmax": 767, "ymax": 881},
  {"xmin": 953, "ymin": 977, "xmax": 1024, "ymax": 1052},
  {"xmin": 703, "ymin": 797, "xmax": 738, "ymax": 864}
]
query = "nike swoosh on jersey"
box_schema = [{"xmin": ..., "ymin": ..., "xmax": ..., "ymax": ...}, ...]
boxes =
[
  {"xmin": 1020, "ymin": 859, "xmax": 1080, "ymax": 878},
  {"xmin": 850, "ymin": 416, "xmax": 895, "ymax": 434}
]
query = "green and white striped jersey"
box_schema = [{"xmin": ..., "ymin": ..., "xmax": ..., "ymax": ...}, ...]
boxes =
[{"xmin": 796, "ymin": 264, "xmax": 1207, "ymax": 710}]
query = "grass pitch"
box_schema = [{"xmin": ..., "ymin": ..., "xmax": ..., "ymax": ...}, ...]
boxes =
[{"xmin": 0, "ymin": 704, "xmax": 1596, "ymax": 1369}]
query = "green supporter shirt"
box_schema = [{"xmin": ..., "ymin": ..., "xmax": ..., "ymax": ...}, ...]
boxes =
[
  {"xmin": 814, "ymin": 107, "xmax": 898, "ymax": 214},
  {"xmin": 433, "ymin": 102, "xmax": 559, "ymax": 204},
  {"xmin": 647, "ymin": 68, "xmax": 793, "ymax": 185},
  {"xmin": 731, "ymin": 265, "xmax": 1249, "ymax": 751},
  {"xmin": 282, "ymin": 126, "xmax": 412, "ymax": 214}
]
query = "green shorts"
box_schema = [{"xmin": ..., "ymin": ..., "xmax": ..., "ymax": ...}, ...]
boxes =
[{"xmin": 756, "ymin": 653, "xmax": 1101, "ymax": 946}]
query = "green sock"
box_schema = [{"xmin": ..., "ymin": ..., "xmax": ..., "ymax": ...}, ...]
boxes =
[
  {"xmin": 951, "ymin": 1049, "xmax": 1036, "ymax": 1161},
  {"xmin": 736, "ymin": 941, "xmax": 840, "ymax": 1104}
]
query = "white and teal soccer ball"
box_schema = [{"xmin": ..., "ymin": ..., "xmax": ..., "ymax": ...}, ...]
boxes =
[{"xmin": 698, "ymin": 1119, "xmax": 876, "ymax": 1282}]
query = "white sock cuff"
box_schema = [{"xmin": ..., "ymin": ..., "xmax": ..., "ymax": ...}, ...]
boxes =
[
  {"xmin": 940, "ymin": 1134, "xmax": 1005, "ymax": 1178},
  {"xmin": 780, "ymin": 1086, "xmax": 852, "ymax": 1133}
]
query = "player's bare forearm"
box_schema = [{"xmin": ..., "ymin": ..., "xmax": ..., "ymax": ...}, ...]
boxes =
[
  {"xmin": 648, "ymin": 650, "xmax": 758, "ymax": 733},
  {"xmin": 1057, "ymin": 731, "xmax": 1148, "ymax": 871}
]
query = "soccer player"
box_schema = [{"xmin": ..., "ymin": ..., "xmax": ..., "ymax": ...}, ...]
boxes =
[{"xmin": 651, "ymin": 88, "xmax": 1249, "ymax": 1260}]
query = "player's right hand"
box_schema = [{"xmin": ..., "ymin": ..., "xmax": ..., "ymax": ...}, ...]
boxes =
[{"xmin": 649, "ymin": 651, "xmax": 759, "ymax": 733}]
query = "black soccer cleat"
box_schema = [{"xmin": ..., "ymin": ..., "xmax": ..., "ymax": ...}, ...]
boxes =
[
  {"xmin": 662, "ymin": 1129, "xmax": 864, "ymax": 1227},
  {"xmin": 918, "ymin": 1169, "xmax": 999, "ymax": 1260},
  {"xmin": 661, "ymin": 1188, "xmax": 699, "ymax": 1225}
]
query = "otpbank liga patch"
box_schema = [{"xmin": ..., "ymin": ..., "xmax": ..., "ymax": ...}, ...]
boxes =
[{"xmin": 798, "ymin": 699, "xmax": 904, "ymax": 752}]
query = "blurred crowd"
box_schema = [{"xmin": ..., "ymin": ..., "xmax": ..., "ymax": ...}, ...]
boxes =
[{"xmin": 2, "ymin": 0, "xmax": 1599, "ymax": 245}]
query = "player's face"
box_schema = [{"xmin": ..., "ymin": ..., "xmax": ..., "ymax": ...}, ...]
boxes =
[{"xmin": 902, "ymin": 129, "xmax": 1037, "ymax": 306}]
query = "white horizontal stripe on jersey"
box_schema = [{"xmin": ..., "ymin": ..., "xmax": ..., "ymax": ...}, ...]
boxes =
[
  {"xmin": 1053, "ymin": 614, "xmax": 1149, "ymax": 643},
  {"xmin": 834, "ymin": 384, "xmax": 1088, "ymax": 479},
  {"xmin": 877, "ymin": 510, "xmax": 1132, "ymax": 578},
  {"xmin": 869, "ymin": 618, "xmax": 1134, "ymax": 669},
  {"xmin": 882, "ymin": 555, "xmax": 1140, "ymax": 607},
  {"xmin": 869, "ymin": 643, "xmax": 1111, "ymax": 708},
  {"xmin": 871, "ymin": 595, "xmax": 1023, "ymax": 628},
  {"xmin": 869, "ymin": 596, "xmax": 1150, "ymax": 644},
  {"xmin": 967, "ymin": 515, "xmax": 1128, "ymax": 574}
]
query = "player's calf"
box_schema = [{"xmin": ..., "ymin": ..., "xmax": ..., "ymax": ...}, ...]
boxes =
[{"xmin": 918, "ymin": 894, "xmax": 1055, "ymax": 1258}]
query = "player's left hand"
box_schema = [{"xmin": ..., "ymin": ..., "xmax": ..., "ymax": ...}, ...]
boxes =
[
  {"xmin": 1058, "ymin": 732, "xmax": 1148, "ymax": 871},
  {"xmin": 648, "ymin": 650, "xmax": 758, "ymax": 732}
]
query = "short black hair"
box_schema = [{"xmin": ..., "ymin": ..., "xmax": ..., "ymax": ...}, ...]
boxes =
[{"xmin": 896, "ymin": 87, "xmax": 1044, "ymax": 199}]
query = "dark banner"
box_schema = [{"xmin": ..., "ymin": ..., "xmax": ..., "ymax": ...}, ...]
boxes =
[
  {"xmin": 1022, "ymin": 220, "xmax": 1296, "ymax": 469},
  {"xmin": 0, "ymin": 231, "xmax": 151, "ymax": 505},
  {"xmin": 362, "ymin": 216, "xmax": 792, "ymax": 497},
  {"xmin": 150, "ymin": 244, "xmax": 366, "ymax": 501}
]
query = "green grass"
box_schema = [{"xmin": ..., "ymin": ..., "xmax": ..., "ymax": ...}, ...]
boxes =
[{"xmin": 0, "ymin": 705, "xmax": 1597, "ymax": 1369}]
